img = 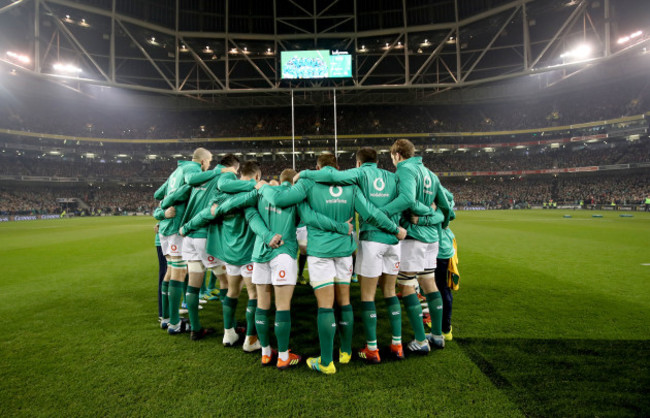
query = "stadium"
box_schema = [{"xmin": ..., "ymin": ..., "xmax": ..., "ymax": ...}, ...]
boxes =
[{"xmin": 1, "ymin": 0, "xmax": 649, "ymax": 415}]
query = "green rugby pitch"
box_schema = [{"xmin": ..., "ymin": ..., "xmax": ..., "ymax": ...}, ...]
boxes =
[{"xmin": 1, "ymin": 210, "xmax": 649, "ymax": 417}]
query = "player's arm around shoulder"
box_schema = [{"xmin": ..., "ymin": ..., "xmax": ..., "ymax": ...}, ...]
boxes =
[
  {"xmin": 218, "ymin": 172, "xmax": 256, "ymax": 193},
  {"xmin": 301, "ymin": 167, "xmax": 360, "ymax": 186},
  {"xmin": 259, "ymin": 179, "xmax": 311, "ymax": 208},
  {"xmin": 213, "ymin": 190, "xmax": 259, "ymax": 218}
]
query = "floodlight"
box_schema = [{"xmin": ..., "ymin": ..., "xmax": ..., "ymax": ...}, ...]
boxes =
[
  {"xmin": 560, "ymin": 44, "xmax": 592, "ymax": 59},
  {"xmin": 6, "ymin": 51, "xmax": 30, "ymax": 64},
  {"xmin": 53, "ymin": 63, "xmax": 82, "ymax": 73}
]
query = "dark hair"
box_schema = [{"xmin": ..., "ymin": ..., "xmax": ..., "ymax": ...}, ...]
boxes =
[
  {"xmin": 317, "ymin": 153, "xmax": 338, "ymax": 169},
  {"xmin": 390, "ymin": 139, "xmax": 415, "ymax": 159},
  {"xmin": 356, "ymin": 147, "xmax": 377, "ymax": 164},
  {"xmin": 240, "ymin": 160, "xmax": 261, "ymax": 177},
  {"xmin": 280, "ymin": 168, "xmax": 297, "ymax": 184},
  {"xmin": 220, "ymin": 154, "xmax": 240, "ymax": 167}
]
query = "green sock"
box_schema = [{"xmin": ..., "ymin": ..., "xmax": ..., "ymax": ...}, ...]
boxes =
[
  {"xmin": 246, "ymin": 299, "xmax": 257, "ymax": 336},
  {"xmin": 208, "ymin": 272, "xmax": 217, "ymax": 291},
  {"xmin": 200, "ymin": 275, "xmax": 208, "ymax": 294},
  {"xmin": 426, "ymin": 291, "xmax": 443, "ymax": 335},
  {"xmin": 338, "ymin": 304, "xmax": 354, "ymax": 355},
  {"xmin": 317, "ymin": 308, "xmax": 336, "ymax": 366},
  {"xmin": 222, "ymin": 296, "xmax": 238, "ymax": 329},
  {"xmin": 275, "ymin": 310, "xmax": 291, "ymax": 353},
  {"xmin": 403, "ymin": 293, "xmax": 426, "ymax": 342},
  {"xmin": 182, "ymin": 277, "xmax": 188, "ymax": 304},
  {"xmin": 361, "ymin": 301, "xmax": 377, "ymax": 350},
  {"xmin": 186, "ymin": 285, "xmax": 201, "ymax": 332},
  {"xmin": 161, "ymin": 281, "xmax": 170, "ymax": 319},
  {"xmin": 219, "ymin": 288, "xmax": 227, "ymax": 302},
  {"xmin": 255, "ymin": 308, "xmax": 270, "ymax": 348},
  {"xmin": 384, "ymin": 296, "xmax": 402, "ymax": 345},
  {"xmin": 168, "ymin": 280, "xmax": 184, "ymax": 326}
]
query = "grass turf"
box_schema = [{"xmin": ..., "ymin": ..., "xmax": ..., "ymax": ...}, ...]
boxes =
[{"xmin": 0, "ymin": 210, "xmax": 649, "ymax": 417}]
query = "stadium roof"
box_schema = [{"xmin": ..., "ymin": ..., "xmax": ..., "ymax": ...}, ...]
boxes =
[{"xmin": 0, "ymin": 0, "xmax": 649, "ymax": 107}]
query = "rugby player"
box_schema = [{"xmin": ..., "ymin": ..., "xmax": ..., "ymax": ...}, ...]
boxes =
[
  {"xmin": 206, "ymin": 168, "xmax": 351, "ymax": 369},
  {"xmin": 154, "ymin": 148, "xmax": 214, "ymax": 334},
  {"xmin": 257, "ymin": 153, "xmax": 407, "ymax": 375},
  {"xmin": 297, "ymin": 147, "xmax": 440, "ymax": 362},
  {"xmin": 381, "ymin": 139, "xmax": 451, "ymax": 353},
  {"xmin": 162, "ymin": 154, "xmax": 238, "ymax": 340},
  {"xmin": 182, "ymin": 161, "xmax": 260, "ymax": 350},
  {"xmin": 411, "ymin": 186, "xmax": 457, "ymax": 341}
]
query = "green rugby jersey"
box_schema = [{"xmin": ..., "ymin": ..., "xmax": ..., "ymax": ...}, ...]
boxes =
[
  {"xmin": 160, "ymin": 165, "xmax": 226, "ymax": 239},
  {"xmin": 180, "ymin": 175, "xmax": 257, "ymax": 265},
  {"xmin": 300, "ymin": 162, "xmax": 438, "ymax": 245},
  {"xmin": 381, "ymin": 156, "xmax": 450, "ymax": 243},
  {"xmin": 259, "ymin": 167, "xmax": 400, "ymax": 258},
  {"xmin": 213, "ymin": 183, "xmax": 349, "ymax": 263},
  {"xmin": 417, "ymin": 188, "xmax": 456, "ymax": 259},
  {"xmin": 212, "ymin": 175, "xmax": 257, "ymax": 265},
  {"xmin": 153, "ymin": 160, "xmax": 202, "ymax": 237}
]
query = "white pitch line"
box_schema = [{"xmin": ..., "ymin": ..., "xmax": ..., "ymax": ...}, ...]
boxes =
[{"xmin": 642, "ymin": 264, "xmax": 650, "ymax": 266}]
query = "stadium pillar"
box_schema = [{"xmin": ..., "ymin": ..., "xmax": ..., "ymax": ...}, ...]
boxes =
[
  {"xmin": 291, "ymin": 89, "xmax": 296, "ymax": 170},
  {"xmin": 333, "ymin": 89, "xmax": 338, "ymax": 158}
]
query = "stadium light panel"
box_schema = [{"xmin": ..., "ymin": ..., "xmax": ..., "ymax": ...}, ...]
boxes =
[
  {"xmin": 6, "ymin": 51, "xmax": 30, "ymax": 64},
  {"xmin": 560, "ymin": 44, "xmax": 592, "ymax": 59},
  {"xmin": 618, "ymin": 30, "xmax": 643, "ymax": 45},
  {"xmin": 53, "ymin": 63, "xmax": 82, "ymax": 73}
]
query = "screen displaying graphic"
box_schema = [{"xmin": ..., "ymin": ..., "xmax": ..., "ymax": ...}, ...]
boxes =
[{"xmin": 281, "ymin": 50, "xmax": 352, "ymax": 79}]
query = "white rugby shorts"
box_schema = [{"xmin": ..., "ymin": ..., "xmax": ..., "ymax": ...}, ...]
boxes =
[
  {"xmin": 252, "ymin": 254, "xmax": 297, "ymax": 286},
  {"xmin": 182, "ymin": 237, "xmax": 224, "ymax": 268},
  {"xmin": 308, "ymin": 255, "xmax": 353, "ymax": 290},
  {"xmin": 355, "ymin": 240, "xmax": 401, "ymax": 278},
  {"xmin": 399, "ymin": 240, "xmax": 438, "ymax": 272},
  {"xmin": 225, "ymin": 262, "xmax": 254, "ymax": 278},
  {"xmin": 160, "ymin": 233, "xmax": 183, "ymax": 257}
]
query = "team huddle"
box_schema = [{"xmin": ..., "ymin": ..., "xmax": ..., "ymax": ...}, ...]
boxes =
[{"xmin": 154, "ymin": 139, "xmax": 459, "ymax": 374}]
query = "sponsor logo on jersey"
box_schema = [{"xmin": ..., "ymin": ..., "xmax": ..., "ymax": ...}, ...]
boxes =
[
  {"xmin": 330, "ymin": 186, "xmax": 343, "ymax": 197},
  {"xmin": 370, "ymin": 177, "xmax": 390, "ymax": 197},
  {"xmin": 326, "ymin": 186, "xmax": 348, "ymax": 204}
]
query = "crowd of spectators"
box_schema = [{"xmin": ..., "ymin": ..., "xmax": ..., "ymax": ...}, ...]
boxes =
[
  {"xmin": 1, "ymin": 79, "xmax": 648, "ymax": 140},
  {"xmin": 1, "ymin": 170, "xmax": 647, "ymax": 215},
  {"xmin": 2, "ymin": 138, "xmax": 647, "ymax": 180},
  {"xmin": 444, "ymin": 172, "xmax": 649, "ymax": 208},
  {"xmin": 0, "ymin": 186, "xmax": 156, "ymax": 216}
]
